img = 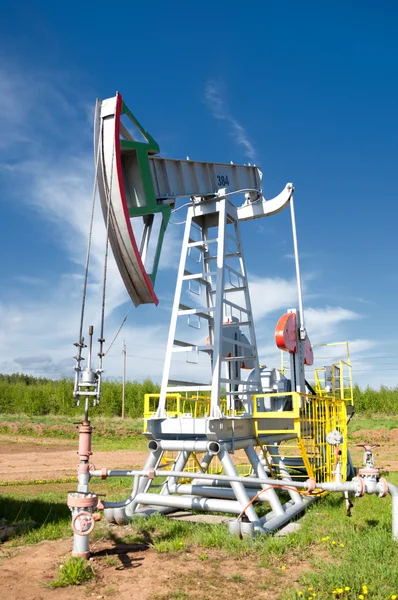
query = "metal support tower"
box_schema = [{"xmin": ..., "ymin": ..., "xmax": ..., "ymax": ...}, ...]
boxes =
[{"xmin": 158, "ymin": 193, "xmax": 262, "ymax": 419}]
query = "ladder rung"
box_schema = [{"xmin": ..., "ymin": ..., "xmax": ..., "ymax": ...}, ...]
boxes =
[
  {"xmin": 178, "ymin": 304, "xmax": 215, "ymax": 321},
  {"xmin": 223, "ymin": 299, "xmax": 250, "ymax": 314},
  {"xmin": 172, "ymin": 345, "xmax": 213, "ymax": 353},
  {"xmin": 187, "ymin": 238, "xmax": 218, "ymax": 248},
  {"xmin": 222, "ymin": 355, "xmax": 257, "ymax": 361},
  {"xmin": 222, "ymin": 337, "xmax": 254, "ymax": 350},
  {"xmin": 210, "ymin": 286, "xmax": 246, "ymax": 294},
  {"xmin": 204, "ymin": 252, "xmax": 241, "ymax": 260},
  {"xmin": 225, "ymin": 264, "xmax": 245, "ymax": 279},
  {"xmin": 223, "ymin": 320, "xmax": 251, "ymax": 327},
  {"xmin": 173, "ymin": 339, "xmax": 193, "ymax": 347},
  {"xmin": 183, "ymin": 270, "xmax": 215, "ymax": 286}
]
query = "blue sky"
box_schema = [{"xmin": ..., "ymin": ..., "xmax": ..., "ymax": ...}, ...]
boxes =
[{"xmin": 0, "ymin": 1, "xmax": 397, "ymax": 387}]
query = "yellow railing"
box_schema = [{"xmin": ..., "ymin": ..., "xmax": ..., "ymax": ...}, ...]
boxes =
[
  {"xmin": 253, "ymin": 391, "xmax": 348, "ymax": 483},
  {"xmin": 312, "ymin": 342, "xmax": 353, "ymax": 405},
  {"xmin": 145, "ymin": 390, "xmax": 350, "ymax": 483},
  {"xmin": 144, "ymin": 393, "xmax": 245, "ymax": 429},
  {"xmin": 144, "ymin": 393, "xmax": 252, "ymax": 478}
]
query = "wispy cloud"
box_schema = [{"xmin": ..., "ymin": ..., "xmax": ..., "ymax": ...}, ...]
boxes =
[
  {"xmin": 204, "ymin": 80, "xmax": 256, "ymax": 161},
  {"xmin": 0, "ymin": 63, "xmax": 181, "ymax": 381},
  {"xmin": 305, "ymin": 306, "xmax": 361, "ymax": 341}
]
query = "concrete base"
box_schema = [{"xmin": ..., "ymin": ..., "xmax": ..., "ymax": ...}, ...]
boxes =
[
  {"xmin": 168, "ymin": 511, "xmax": 229, "ymax": 524},
  {"xmin": 275, "ymin": 522, "xmax": 302, "ymax": 537}
]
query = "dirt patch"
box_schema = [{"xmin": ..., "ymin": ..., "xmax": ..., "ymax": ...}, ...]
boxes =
[
  {"xmin": 0, "ymin": 439, "xmax": 148, "ymax": 483},
  {"xmin": 0, "ymin": 536, "xmax": 305, "ymax": 600}
]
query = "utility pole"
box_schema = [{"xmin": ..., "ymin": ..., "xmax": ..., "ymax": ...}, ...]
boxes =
[{"xmin": 122, "ymin": 341, "xmax": 126, "ymax": 420}]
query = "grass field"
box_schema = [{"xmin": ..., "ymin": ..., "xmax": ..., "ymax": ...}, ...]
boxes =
[{"xmin": 1, "ymin": 413, "xmax": 398, "ymax": 598}]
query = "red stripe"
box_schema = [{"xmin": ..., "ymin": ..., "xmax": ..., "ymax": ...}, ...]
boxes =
[{"xmin": 114, "ymin": 93, "xmax": 158, "ymax": 305}]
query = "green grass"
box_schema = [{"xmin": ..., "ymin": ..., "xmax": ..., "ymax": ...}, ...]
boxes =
[
  {"xmin": 2, "ymin": 470, "xmax": 398, "ymax": 598},
  {"xmin": 50, "ymin": 557, "xmax": 95, "ymax": 588},
  {"xmin": 349, "ymin": 415, "xmax": 398, "ymax": 432},
  {"xmin": 2, "ymin": 410, "xmax": 398, "ymax": 597},
  {"xmin": 0, "ymin": 491, "xmax": 71, "ymax": 546},
  {"xmin": 230, "ymin": 574, "xmax": 245, "ymax": 583},
  {"xmin": 118, "ymin": 477, "xmax": 398, "ymax": 599}
]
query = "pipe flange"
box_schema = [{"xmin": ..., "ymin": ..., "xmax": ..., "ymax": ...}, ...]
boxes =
[
  {"xmin": 358, "ymin": 468, "xmax": 380, "ymax": 478},
  {"xmin": 101, "ymin": 468, "xmax": 108, "ymax": 480},
  {"xmin": 378, "ymin": 477, "xmax": 389, "ymax": 498},
  {"xmin": 67, "ymin": 493, "xmax": 98, "ymax": 509},
  {"xmin": 72, "ymin": 511, "xmax": 95, "ymax": 536},
  {"xmin": 353, "ymin": 476, "xmax": 365, "ymax": 497},
  {"xmin": 147, "ymin": 468, "xmax": 155, "ymax": 480}
]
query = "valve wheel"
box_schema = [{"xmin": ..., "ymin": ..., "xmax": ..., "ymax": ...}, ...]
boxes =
[
  {"xmin": 356, "ymin": 444, "xmax": 380, "ymax": 449},
  {"xmin": 72, "ymin": 511, "xmax": 95, "ymax": 536}
]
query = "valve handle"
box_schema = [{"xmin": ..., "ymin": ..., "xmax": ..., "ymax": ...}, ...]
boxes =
[
  {"xmin": 72, "ymin": 511, "xmax": 95, "ymax": 536},
  {"xmin": 356, "ymin": 444, "xmax": 380, "ymax": 450}
]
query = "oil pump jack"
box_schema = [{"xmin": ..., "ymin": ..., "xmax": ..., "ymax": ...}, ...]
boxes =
[{"xmin": 68, "ymin": 93, "xmax": 393, "ymax": 560}]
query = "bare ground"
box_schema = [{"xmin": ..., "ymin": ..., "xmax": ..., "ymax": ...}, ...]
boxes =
[
  {"xmin": 0, "ymin": 437, "xmax": 148, "ymax": 482},
  {"xmin": 0, "ymin": 535, "xmax": 303, "ymax": 600},
  {"xmin": 350, "ymin": 429, "xmax": 398, "ymax": 471}
]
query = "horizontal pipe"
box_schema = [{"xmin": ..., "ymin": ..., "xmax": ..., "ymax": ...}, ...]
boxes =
[
  {"xmin": 191, "ymin": 478, "xmax": 263, "ymax": 489},
  {"xmin": 134, "ymin": 492, "xmax": 244, "ymax": 515},
  {"xmin": 91, "ymin": 467, "xmax": 316, "ymax": 491},
  {"xmin": 154, "ymin": 469, "xmax": 313, "ymax": 490},
  {"xmin": 91, "ymin": 467, "xmax": 364, "ymax": 496},
  {"xmin": 148, "ymin": 440, "xmax": 221, "ymax": 454},
  {"xmin": 261, "ymin": 496, "xmax": 316, "ymax": 532},
  {"xmin": 90, "ymin": 469, "xmax": 142, "ymax": 478},
  {"xmin": 168, "ymin": 483, "xmax": 263, "ymax": 501}
]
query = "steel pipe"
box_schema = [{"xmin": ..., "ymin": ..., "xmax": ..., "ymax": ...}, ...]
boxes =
[
  {"xmin": 388, "ymin": 484, "xmax": 398, "ymax": 541},
  {"xmin": 260, "ymin": 496, "xmax": 316, "ymax": 532},
  {"xmin": 168, "ymin": 483, "xmax": 263, "ymax": 501},
  {"xmin": 148, "ymin": 440, "xmax": 221, "ymax": 454},
  {"xmin": 102, "ymin": 476, "xmax": 141, "ymax": 509},
  {"xmin": 134, "ymin": 492, "xmax": 243, "ymax": 514}
]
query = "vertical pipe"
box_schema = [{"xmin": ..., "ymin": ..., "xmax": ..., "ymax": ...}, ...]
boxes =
[
  {"xmin": 245, "ymin": 445, "xmax": 286, "ymax": 516},
  {"xmin": 210, "ymin": 198, "xmax": 227, "ymax": 418},
  {"xmin": 72, "ymin": 421, "xmax": 94, "ymax": 558},
  {"xmin": 219, "ymin": 447, "xmax": 259, "ymax": 523},
  {"xmin": 289, "ymin": 195, "xmax": 305, "ymax": 334},
  {"xmin": 389, "ymin": 485, "xmax": 398, "ymax": 541},
  {"xmin": 122, "ymin": 341, "xmax": 126, "ymax": 420},
  {"xmin": 126, "ymin": 447, "xmax": 162, "ymax": 517},
  {"xmin": 163, "ymin": 450, "xmax": 190, "ymax": 492}
]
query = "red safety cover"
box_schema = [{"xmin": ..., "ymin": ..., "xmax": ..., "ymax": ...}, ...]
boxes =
[{"xmin": 275, "ymin": 313, "xmax": 297, "ymax": 353}]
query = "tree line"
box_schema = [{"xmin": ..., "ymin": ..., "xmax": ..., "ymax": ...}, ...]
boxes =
[{"xmin": 0, "ymin": 374, "xmax": 396, "ymax": 417}]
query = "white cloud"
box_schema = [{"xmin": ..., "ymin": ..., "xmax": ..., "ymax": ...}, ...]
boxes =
[
  {"xmin": 204, "ymin": 81, "xmax": 256, "ymax": 161},
  {"xmin": 304, "ymin": 307, "xmax": 361, "ymax": 341},
  {"xmin": 0, "ymin": 65, "xmax": 182, "ymax": 381},
  {"xmin": 248, "ymin": 275, "xmax": 299, "ymax": 320}
]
